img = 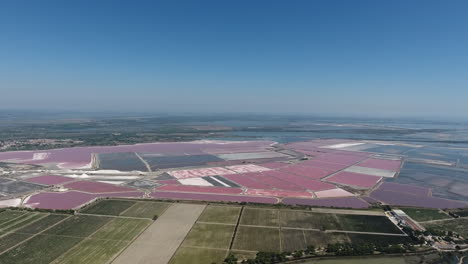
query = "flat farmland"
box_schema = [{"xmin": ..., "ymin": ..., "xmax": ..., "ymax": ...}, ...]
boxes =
[
  {"xmin": 280, "ymin": 229, "xmax": 307, "ymax": 252},
  {"xmin": 240, "ymin": 208, "xmax": 279, "ymax": 227},
  {"xmin": 80, "ymin": 199, "xmax": 136, "ymax": 216},
  {"xmin": 113, "ymin": 203, "xmax": 206, "ymax": 264},
  {"xmin": 401, "ymin": 208, "xmax": 451, "ymax": 222},
  {"xmin": 181, "ymin": 223, "xmax": 235, "ymax": 248},
  {"xmin": 335, "ymin": 214, "xmax": 403, "ymax": 234},
  {"xmin": 197, "ymin": 205, "xmax": 241, "ymax": 224},
  {"xmin": 423, "ymin": 218, "xmax": 468, "ymax": 237},
  {"xmin": 279, "ymin": 210, "xmax": 341, "ymax": 230},
  {"xmin": 51, "ymin": 218, "xmax": 150, "ymax": 264},
  {"xmin": 232, "ymin": 226, "xmax": 280, "ymax": 252},
  {"xmin": 44, "ymin": 215, "xmax": 112, "ymax": 237},
  {"xmin": 169, "ymin": 247, "xmax": 227, "ymax": 264},
  {"xmin": 120, "ymin": 201, "xmax": 171, "ymax": 218},
  {"xmin": 304, "ymin": 230, "xmax": 350, "ymax": 247}
]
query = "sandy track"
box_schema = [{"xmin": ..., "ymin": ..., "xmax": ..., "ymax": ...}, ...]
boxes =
[{"xmin": 111, "ymin": 203, "xmax": 206, "ymax": 264}]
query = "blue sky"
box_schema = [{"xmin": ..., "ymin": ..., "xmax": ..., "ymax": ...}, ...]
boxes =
[{"xmin": 0, "ymin": 0, "xmax": 467, "ymax": 118}]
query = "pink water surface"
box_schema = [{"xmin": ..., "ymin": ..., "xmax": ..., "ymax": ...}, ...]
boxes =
[
  {"xmin": 156, "ymin": 185, "xmax": 243, "ymax": 194},
  {"xmin": 150, "ymin": 191, "xmax": 278, "ymax": 204},
  {"xmin": 326, "ymin": 171, "xmax": 382, "ymax": 188},
  {"xmin": 25, "ymin": 175, "xmax": 74, "ymax": 185},
  {"xmin": 64, "ymin": 181, "xmax": 136, "ymax": 193}
]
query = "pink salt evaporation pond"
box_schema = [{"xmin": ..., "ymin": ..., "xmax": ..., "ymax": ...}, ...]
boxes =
[
  {"xmin": 25, "ymin": 175, "xmax": 74, "ymax": 185},
  {"xmin": 64, "ymin": 181, "xmax": 136, "ymax": 193},
  {"xmin": 150, "ymin": 191, "xmax": 278, "ymax": 204},
  {"xmin": 226, "ymin": 164, "xmax": 270, "ymax": 173},
  {"xmin": 326, "ymin": 171, "xmax": 382, "ymax": 188},
  {"xmin": 314, "ymin": 188, "xmax": 354, "ymax": 198},
  {"xmin": 245, "ymin": 189, "xmax": 313, "ymax": 198},
  {"xmin": 156, "ymin": 185, "xmax": 243, "ymax": 195},
  {"xmin": 24, "ymin": 191, "xmax": 144, "ymax": 210},
  {"xmin": 283, "ymin": 197, "xmax": 369, "ymax": 208}
]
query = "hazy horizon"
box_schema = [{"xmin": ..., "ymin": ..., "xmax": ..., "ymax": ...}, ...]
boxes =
[{"xmin": 1, "ymin": 1, "xmax": 467, "ymax": 118}]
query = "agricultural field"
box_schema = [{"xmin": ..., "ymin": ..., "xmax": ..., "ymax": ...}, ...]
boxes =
[
  {"xmin": 197, "ymin": 205, "xmax": 241, "ymax": 224},
  {"xmin": 79, "ymin": 199, "xmax": 136, "ymax": 216},
  {"xmin": 0, "ymin": 208, "xmax": 153, "ymax": 264},
  {"xmin": 422, "ymin": 217, "xmax": 468, "ymax": 237},
  {"xmin": 400, "ymin": 208, "xmax": 451, "ymax": 222}
]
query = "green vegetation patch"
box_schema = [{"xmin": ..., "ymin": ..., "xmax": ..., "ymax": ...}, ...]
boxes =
[
  {"xmin": 335, "ymin": 215, "xmax": 402, "ymax": 234},
  {"xmin": 280, "ymin": 211, "xmax": 340, "ymax": 230},
  {"xmin": 120, "ymin": 201, "xmax": 171, "ymax": 219},
  {"xmin": 347, "ymin": 233, "xmax": 411, "ymax": 246},
  {"xmin": 1, "ymin": 213, "xmax": 46, "ymax": 232},
  {"xmin": 0, "ymin": 233, "xmax": 32, "ymax": 252},
  {"xmin": 0, "ymin": 234, "xmax": 82, "ymax": 264},
  {"xmin": 44, "ymin": 215, "xmax": 112, "ymax": 237},
  {"xmin": 90, "ymin": 218, "xmax": 150, "ymax": 241},
  {"xmin": 280, "ymin": 229, "xmax": 307, "ymax": 252},
  {"xmin": 51, "ymin": 239, "xmax": 128, "ymax": 264},
  {"xmin": 240, "ymin": 208, "xmax": 279, "ymax": 227},
  {"xmin": 401, "ymin": 208, "xmax": 451, "ymax": 222},
  {"xmin": 301, "ymin": 256, "xmax": 406, "ymax": 264},
  {"xmin": 80, "ymin": 199, "xmax": 136, "ymax": 216},
  {"xmin": 170, "ymin": 247, "xmax": 227, "ymax": 264},
  {"xmin": 18, "ymin": 214, "xmax": 70, "ymax": 234},
  {"xmin": 0, "ymin": 211, "xmax": 27, "ymax": 227},
  {"xmin": 304, "ymin": 230, "xmax": 350, "ymax": 248},
  {"xmin": 423, "ymin": 217, "xmax": 468, "ymax": 237},
  {"xmin": 232, "ymin": 226, "xmax": 280, "ymax": 252},
  {"xmin": 182, "ymin": 223, "xmax": 235, "ymax": 249},
  {"xmin": 197, "ymin": 205, "xmax": 241, "ymax": 224}
]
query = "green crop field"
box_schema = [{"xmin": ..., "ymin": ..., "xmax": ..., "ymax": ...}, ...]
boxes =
[
  {"xmin": 347, "ymin": 233, "xmax": 411, "ymax": 246},
  {"xmin": 1, "ymin": 213, "xmax": 46, "ymax": 232},
  {"xmin": 52, "ymin": 218, "xmax": 149, "ymax": 264},
  {"xmin": 0, "ymin": 234, "xmax": 82, "ymax": 264},
  {"xmin": 181, "ymin": 223, "xmax": 235, "ymax": 249},
  {"xmin": 279, "ymin": 210, "xmax": 340, "ymax": 230},
  {"xmin": 423, "ymin": 217, "xmax": 468, "ymax": 237},
  {"xmin": 90, "ymin": 218, "xmax": 150, "ymax": 241},
  {"xmin": 169, "ymin": 247, "xmax": 227, "ymax": 264},
  {"xmin": 401, "ymin": 208, "xmax": 451, "ymax": 222},
  {"xmin": 304, "ymin": 230, "xmax": 350, "ymax": 247},
  {"xmin": 80, "ymin": 200, "xmax": 136, "ymax": 216},
  {"xmin": 18, "ymin": 214, "xmax": 70, "ymax": 234},
  {"xmin": 0, "ymin": 233, "xmax": 31, "ymax": 252},
  {"xmin": 44, "ymin": 215, "xmax": 112, "ymax": 237},
  {"xmin": 197, "ymin": 205, "xmax": 241, "ymax": 224},
  {"xmin": 336, "ymin": 215, "xmax": 402, "ymax": 234},
  {"xmin": 280, "ymin": 229, "xmax": 307, "ymax": 252},
  {"xmin": 52, "ymin": 239, "xmax": 128, "ymax": 264},
  {"xmin": 240, "ymin": 208, "xmax": 279, "ymax": 227},
  {"xmin": 232, "ymin": 226, "xmax": 280, "ymax": 252},
  {"xmin": 120, "ymin": 201, "xmax": 171, "ymax": 218},
  {"xmin": 0, "ymin": 211, "xmax": 26, "ymax": 224}
]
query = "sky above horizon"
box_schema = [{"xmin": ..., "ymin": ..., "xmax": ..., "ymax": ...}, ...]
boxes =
[{"xmin": 1, "ymin": 0, "xmax": 467, "ymax": 118}]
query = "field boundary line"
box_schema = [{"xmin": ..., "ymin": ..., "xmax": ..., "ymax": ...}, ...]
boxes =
[
  {"xmin": 76, "ymin": 212, "xmax": 149, "ymax": 220},
  {"xmin": 180, "ymin": 245, "xmax": 229, "ymax": 251},
  {"xmin": 117, "ymin": 201, "xmax": 139, "ymax": 216},
  {"xmin": 0, "ymin": 212, "xmax": 28, "ymax": 228},
  {"xmin": 229, "ymin": 206, "xmax": 244, "ymax": 251},
  {"xmin": 324, "ymin": 230, "xmax": 408, "ymax": 236},
  {"xmin": 108, "ymin": 212, "xmax": 156, "ymax": 264},
  {"xmin": 0, "ymin": 214, "xmax": 72, "ymax": 255},
  {"xmin": 0, "ymin": 213, "xmax": 48, "ymax": 233},
  {"xmin": 197, "ymin": 221, "xmax": 236, "ymax": 226},
  {"xmin": 239, "ymin": 224, "xmax": 282, "ymax": 229}
]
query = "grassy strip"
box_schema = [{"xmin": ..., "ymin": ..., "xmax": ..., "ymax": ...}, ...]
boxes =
[
  {"xmin": 1, "ymin": 214, "xmax": 46, "ymax": 232},
  {"xmin": 181, "ymin": 223, "xmax": 235, "ymax": 249}
]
